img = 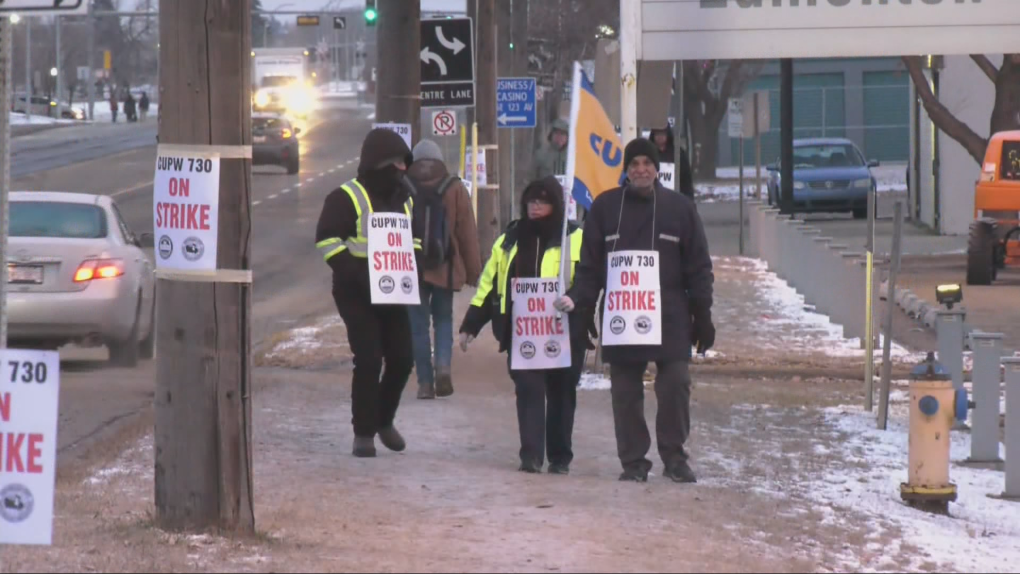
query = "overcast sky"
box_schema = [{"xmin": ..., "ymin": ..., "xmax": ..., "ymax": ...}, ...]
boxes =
[{"xmin": 260, "ymin": 0, "xmax": 468, "ymax": 13}]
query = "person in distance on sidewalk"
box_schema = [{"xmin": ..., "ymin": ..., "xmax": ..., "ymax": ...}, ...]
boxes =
[
  {"xmin": 406, "ymin": 139, "xmax": 482, "ymax": 400},
  {"xmin": 554, "ymin": 138, "xmax": 715, "ymax": 484},
  {"xmin": 459, "ymin": 177, "xmax": 597, "ymax": 475},
  {"xmin": 314, "ymin": 128, "xmax": 423, "ymax": 458}
]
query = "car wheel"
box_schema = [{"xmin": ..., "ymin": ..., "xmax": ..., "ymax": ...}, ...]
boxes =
[
  {"xmin": 139, "ymin": 291, "xmax": 156, "ymax": 360},
  {"xmin": 286, "ymin": 156, "xmax": 300, "ymax": 175},
  {"xmin": 109, "ymin": 297, "xmax": 141, "ymax": 368},
  {"xmin": 966, "ymin": 219, "xmax": 998, "ymax": 286}
]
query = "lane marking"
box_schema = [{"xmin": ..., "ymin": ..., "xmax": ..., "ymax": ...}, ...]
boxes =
[
  {"xmin": 281, "ymin": 189, "xmax": 291, "ymax": 194},
  {"xmin": 111, "ymin": 180, "xmax": 153, "ymax": 197},
  {"xmin": 253, "ymin": 200, "xmax": 262, "ymax": 206},
  {"xmin": 268, "ymin": 194, "xmax": 278, "ymax": 200}
]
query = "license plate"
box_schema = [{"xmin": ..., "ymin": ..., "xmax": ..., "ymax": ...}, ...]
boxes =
[
  {"xmin": 253, "ymin": 135, "xmax": 267, "ymax": 144},
  {"xmin": 7, "ymin": 264, "xmax": 43, "ymax": 284}
]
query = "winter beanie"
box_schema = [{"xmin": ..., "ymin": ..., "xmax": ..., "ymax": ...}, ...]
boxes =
[
  {"xmin": 623, "ymin": 138, "xmax": 661, "ymax": 172},
  {"xmin": 412, "ymin": 139, "xmax": 444, "ymax": 163}
]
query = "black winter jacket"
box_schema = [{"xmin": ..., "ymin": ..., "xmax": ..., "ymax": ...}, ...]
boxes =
[{"xmin": 568, "ymin": 181, "xmax": 714, "ymax": 363}]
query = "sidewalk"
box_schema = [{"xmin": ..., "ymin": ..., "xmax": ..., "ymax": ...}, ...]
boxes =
[{"xmin": 6, "ymin": 258, "xmax": 1019, "ymax": 573}]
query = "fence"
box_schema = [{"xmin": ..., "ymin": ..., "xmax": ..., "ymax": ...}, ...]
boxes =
[{"xmin": 718, "ymin": 84, "xmax": 910, "ymax": 167}]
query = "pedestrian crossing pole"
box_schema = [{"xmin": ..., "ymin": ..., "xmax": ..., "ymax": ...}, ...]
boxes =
[{"xmin": 0, "ymin": 15, "xmax": 13, "ymax": 349}]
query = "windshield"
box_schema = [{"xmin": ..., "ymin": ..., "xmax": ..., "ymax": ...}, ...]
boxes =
[
  {"xmin": 253, "ymin": 117, "xmax": 288, "ymax": 130},
  {"xmin": 261, "ymin": 76, "xmax": 296, "ymax": 88},
  {"xmin": 792, "ymin": 144, "xmax": 864, "ymax": 169},
  {"xmin": 10, "ymin": 202, "xmax": 107, "ymax": 239}
]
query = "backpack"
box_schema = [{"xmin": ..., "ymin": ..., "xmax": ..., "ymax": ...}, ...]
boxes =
[{"xmin": 413, "ymin": 174, "xmax": 457, "ymax": 272}]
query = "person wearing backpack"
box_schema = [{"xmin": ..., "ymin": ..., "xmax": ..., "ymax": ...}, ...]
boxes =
[{"xmin": 407, "ymin": 139, "xmax": 482, "ymax": 400}]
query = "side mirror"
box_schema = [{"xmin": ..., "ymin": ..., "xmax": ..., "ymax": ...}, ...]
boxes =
[
  {"xmin": 868, "ymin": 159, "xmax": 880, "ymax": 168},
  {"xmin": 294, "ymin": 127, "xmax": 302, "ymax": 135},
  {"xmin": 139, "ymin": 233, "xmax": 155, "ymax": 248}
]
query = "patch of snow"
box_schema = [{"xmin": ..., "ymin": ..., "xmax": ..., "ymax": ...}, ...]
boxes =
[
  {"xmin": 85, "ymin": 436, "xmax": 152, "ymax": 486},
  {"xmin": 267, "ymin": 316, "xmax": 344, "ymax": 355},
  {"xmin": 812, "ymin": 404, "xmax": 1019, "ymax": 573},
  {"xmin": 11, "ymin": 112, "xmax": 76, "ymax": 126},
  {"xmin": 717, "ymin": 257, "xmax": 921, "ymax": 362},
  {"xmin": 578, "ymin": 372, "xmax": 611, "ymax": 391}
]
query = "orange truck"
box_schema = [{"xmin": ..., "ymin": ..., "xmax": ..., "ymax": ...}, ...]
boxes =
[{"xmin": 968, "ymin": 130, "xmax": 1020, "ymax": 285}]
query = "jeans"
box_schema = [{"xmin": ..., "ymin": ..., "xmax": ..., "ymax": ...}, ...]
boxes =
[{"xmin": 408, "ymin": 283, "xmax": 455, "ymax": 386}]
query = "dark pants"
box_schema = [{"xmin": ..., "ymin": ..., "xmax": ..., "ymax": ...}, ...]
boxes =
[
  {"xmin": 508, "ymin": 350, "xmax": 583, "ymax": 468},
  {"xmin": 334, "ymin": 294, "xmax": 414, "ymax": 438},
  {"xmin": 609, "ymin": 360, "xmax": 692, "ymax": 474}
]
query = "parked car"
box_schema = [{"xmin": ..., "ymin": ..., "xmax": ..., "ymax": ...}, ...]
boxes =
[
  {"xmin": 252, "ymin": 112, "xmax": 301, "ymax": 174},
  {"xmin": 766, "ymin": 137, "xmax": 879, "ymax": 219},
  {"xmin": 6, "ymin": 191, "xmax": 156, "ymax": 367}
]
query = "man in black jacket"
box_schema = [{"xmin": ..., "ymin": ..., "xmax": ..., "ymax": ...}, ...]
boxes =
[
  {"xmin": 315, "ymin": 128, "xmax": 420, "ymax": 458},
  {"xmin": 554, "ymin": 138, "xmax": 715, "ymax": 483}
]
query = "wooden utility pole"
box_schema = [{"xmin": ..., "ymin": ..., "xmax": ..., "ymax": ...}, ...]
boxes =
[
  {"xmin": 155, "ymin": 0, "xmax": 255, "ymax": 533},
  {"xmin": 496, "ymin": 0, "xmax": 530, "ymax": 228},
  {"xmin": 476, "ymin": 0, "xmax": 498, "ymax": 255},
  {"xmin": 376, "ymin": 0, "xmax": 421, "ymax": 145}
]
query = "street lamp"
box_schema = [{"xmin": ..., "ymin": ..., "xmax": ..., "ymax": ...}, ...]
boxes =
[{"xmin": 9, "ymin": 14, "xmax": 20, "ymax": 24}]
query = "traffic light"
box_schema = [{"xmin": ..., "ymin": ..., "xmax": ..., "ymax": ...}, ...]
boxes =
[{"xmin": 364, "ymin": 0, "xmax": 377, "ymax": 26}]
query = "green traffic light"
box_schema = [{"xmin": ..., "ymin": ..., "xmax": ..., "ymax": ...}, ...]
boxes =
[{"xmin": 364, "ymin": 8, "xmax": 377, "ymax": 21}]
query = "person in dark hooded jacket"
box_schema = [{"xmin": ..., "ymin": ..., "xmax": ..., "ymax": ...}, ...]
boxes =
[
  {"xmin": 315, "ymin": 128, "xmax": 422, "ymax": 459},
  {"xmin": 554, "ymin": 138, "xmax": 714, "ymax": 484},
  {"xmin": 648, "ymin": 125, "xmax": 696, "ymax": 199},
  {"xmin": 459, "ymin": 176, "xmax": 595, "ymax": 475}
]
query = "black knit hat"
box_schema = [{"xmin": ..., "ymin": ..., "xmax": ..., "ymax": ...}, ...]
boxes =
[
  {"xmin": 623, "ymin": 138, "xmax": 661, "ymax": 172},
  {"xmin": 358, "ymin": 128, "xmax": 413, "ymax": 176}
]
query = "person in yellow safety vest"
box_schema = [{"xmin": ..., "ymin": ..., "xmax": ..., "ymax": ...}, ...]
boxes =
[
  {"xmin": 458, "ymin": 176, "xmax": 597, "ymax": 475},
  {"xmin": 314, "ymin": 127, "xmax": 423, "ymax": 459}
]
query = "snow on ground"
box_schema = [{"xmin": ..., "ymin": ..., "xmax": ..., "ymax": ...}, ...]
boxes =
[
  {"xmin": 716, "ymin": 256, "xmax": 922, "ymax": 363},
  {"xmin": 816, "ymin": 396, "xmax": 1019, "ymax": 573},
  {"xmin": 705, "ymin": 164, "xmax": 907, "ymax": 203},
  {"xmin": 11, "ymin": 112, "xmax": 76, "ymax": 126}
]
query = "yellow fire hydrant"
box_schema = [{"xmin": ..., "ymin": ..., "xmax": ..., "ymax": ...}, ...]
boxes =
[{"xmin": 900, "ymin": 352, "xmax": 969, "ymax": 513}]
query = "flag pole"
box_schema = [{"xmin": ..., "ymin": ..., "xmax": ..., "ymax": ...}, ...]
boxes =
[{"xmin": 560, "ymin": 61, "xmax": 582, "ymax": 295}]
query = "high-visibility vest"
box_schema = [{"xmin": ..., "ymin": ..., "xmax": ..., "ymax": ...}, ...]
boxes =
[
  {"xmin": 470, "ymin": 225, "xmax": 584, "ymax": 316},
  {"xmin": 315, "ymin": 179, "xmax": 421, "ymax": 262}
]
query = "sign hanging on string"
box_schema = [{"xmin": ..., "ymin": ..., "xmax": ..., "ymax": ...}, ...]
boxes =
[
  {"xmin": 510, "ymin": 278, "xmax": 572, "ymax": 370},
  {"xmin": 601, "ymin": 250, "xmax": 662, "ymax": 346},
  {"xmin": 367, "ymin": 213, "xmax": 420, "ymax": 305},
  {"xmin": 153, "ymin": 152, "xmax": 220, "ymax": 271}
]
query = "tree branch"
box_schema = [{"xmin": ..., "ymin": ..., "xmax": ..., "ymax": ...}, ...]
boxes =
[
  {"xmin": 903, "ymin": 56, "xmax": 987, "ymax": 164},
  {"xmin": 970, "ymin": 54, "xmax": 998, "ymax": 83}
]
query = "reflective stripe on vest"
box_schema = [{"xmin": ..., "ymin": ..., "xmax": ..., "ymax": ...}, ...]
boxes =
[{"xmin": 337, "ymin": 179, "xmax": 415, "ymax": 258}]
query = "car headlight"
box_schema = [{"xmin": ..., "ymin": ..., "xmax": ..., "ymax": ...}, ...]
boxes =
[
  {"xmin": 854, "ymin": 178, "xmax": 872, "ymax": 189},
  {"xmin": 793, "ymin": 181, "xmax": 806, "ymax": 190},
  {"xmin": 254, "ymin": 90, "xmax": 270, "ymax": 108}
]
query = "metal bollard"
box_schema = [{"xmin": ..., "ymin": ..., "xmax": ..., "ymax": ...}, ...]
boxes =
[
  {"xmin": 967, "ymin": 332, "xmax": 1004, "ymax": 464},
  {"xmin": 936, "ymin": 309, "xmax": 968, "ymax": 429},
  {"xmin": 1002, "ymin": 358, "xmax": 1020, "ymax": 500},
  {"xmin": 809, "ymin": 236, "xmax": 833, "ymax": 310}
]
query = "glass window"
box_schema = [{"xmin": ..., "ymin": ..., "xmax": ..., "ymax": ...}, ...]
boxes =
[
  {"xmin": 10, "ymin": 202, "xmax": 108, "ymax": 239},
  {"xmin": 792, "ymin": 144, "xmax": 865, "ymax": 169}
]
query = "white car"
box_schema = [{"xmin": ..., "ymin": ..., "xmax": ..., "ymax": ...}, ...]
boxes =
[{"xmin": 6, "ymin": 191, "xmax": 156, "ymax": 366}]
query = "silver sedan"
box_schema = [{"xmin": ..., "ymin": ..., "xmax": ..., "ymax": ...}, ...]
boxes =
[{"xmin": 5, "ymin": 191, "xmax": 156, "ymax": 367}]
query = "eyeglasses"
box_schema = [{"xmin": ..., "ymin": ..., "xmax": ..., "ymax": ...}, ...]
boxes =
[{"xmin": 527, "ymin": 198, "xmax": 552, "ymax": 206}]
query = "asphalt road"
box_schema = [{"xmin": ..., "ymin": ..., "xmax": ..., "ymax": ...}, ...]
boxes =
[
  {"xmin": 11, "ymin": 100, "xmax": 375, "ymax": 465},
  {"xmin": 10, "ymin": 120, "xmax": 160, "ymax": 179}
]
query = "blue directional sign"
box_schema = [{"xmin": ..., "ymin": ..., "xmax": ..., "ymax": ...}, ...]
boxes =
[{"xmin": 496, "ymin": 77, "xmax": 537, "ymax": 129}]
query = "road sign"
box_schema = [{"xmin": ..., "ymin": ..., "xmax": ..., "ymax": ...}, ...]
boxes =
[
  {"xmin": 496, "ymin": 77, "xmax": 536, "ymax": 129},
  {"xmin": 333, "ymin": 16, "xmax": 346, "ymax": 30},
  {"xmin": 432, "ymin": 109, "xmax": 457, "ymax": 136},
  {"xmin": 727, "ymin": 98, "xmax": 744, "ymax": 139},
  {"xmin": 0, "ymin": 0, "xmax": 87, "ymax": 14},
  {"xmin": 296, "ymin": 15, "xmax": 320, "ymax": 27},
  {"xmin": 420, "ymin": 17, "xmax": 474, "ymax": 108}
]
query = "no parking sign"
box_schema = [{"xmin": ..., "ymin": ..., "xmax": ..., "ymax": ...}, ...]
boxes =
[{"xmin": 432, "ymin": 109, "xmax": 457, "ymax": 137}]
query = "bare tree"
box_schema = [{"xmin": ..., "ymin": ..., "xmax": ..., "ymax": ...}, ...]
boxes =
[
  {"xmin": 903, "ymin": 54, "xmax": 1020, "ymax": 165},
  {"xmin": 682, "ymin": 59, "xmax": 763, "ymax": 179}
]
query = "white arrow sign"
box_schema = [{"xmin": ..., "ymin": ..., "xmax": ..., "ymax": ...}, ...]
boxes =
[
  {"xmin": 0, "ymin": 0, "xmax": 88, "ymax": 14},
  {"xmin": 420, "ymin": 47, "xmax": 448, "ymax": 76},
  {"xmin": 436, "ymin": 26, "xmax": 466, "ymax": 55},
  {"xmin": 498, "ymin": 113, "xmax": 528, "ymax": 125}
]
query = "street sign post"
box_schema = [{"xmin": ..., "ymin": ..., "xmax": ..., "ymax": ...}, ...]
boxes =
[
  {"xmin": 420, "ymin": 16, "xmax": 475, "ymax": 108},
  {"xmin": 0, "ymin": 0, "xmax": 88, "ymax": 15},
  {"xmin": 496, "ymin": 77, "xmax": 536, "ymax": 129}
]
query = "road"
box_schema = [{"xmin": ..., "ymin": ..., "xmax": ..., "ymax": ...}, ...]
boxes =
[{"xmin": 11, "ymin": 101, "xmax": 374, "ymax": 465}]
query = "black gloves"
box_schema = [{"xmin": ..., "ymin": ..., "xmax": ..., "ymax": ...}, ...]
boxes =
[{"xmin": 691, "ymin": 306, "xmax": 715, "ymax": 355}]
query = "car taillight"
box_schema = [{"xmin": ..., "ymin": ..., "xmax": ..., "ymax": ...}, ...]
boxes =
[
  {"xmin": 74, "ymin": 259, "xmax": 125, "ymax": 282},
  {"xmin": 281, "ymin": 128, "xmax": 293, "ymax": 139}
]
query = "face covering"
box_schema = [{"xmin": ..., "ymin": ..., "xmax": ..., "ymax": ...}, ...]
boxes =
[{"xmin": 362, "ymin": 163, "xmax": 409, "ymax": 198}]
